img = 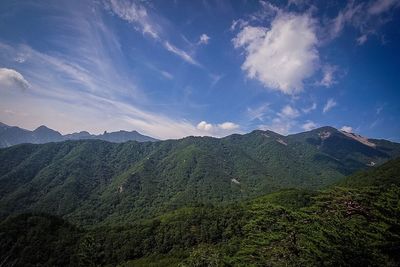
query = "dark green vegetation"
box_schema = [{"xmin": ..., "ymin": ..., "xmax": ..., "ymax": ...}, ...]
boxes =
[
  {"xmin": 0, "ymin": 122, "xmax": 157, "ymax": 148},
  {"xmin": 1, "ymin": 157, "xmax": 400, "ymax": 266},
  {"xmin": 0, "ymin": 127, "xmax": 400, "ymax": 266},
  {"xmin": 0, "ymin": 127, "xmax": 399, "ymax": 225}
]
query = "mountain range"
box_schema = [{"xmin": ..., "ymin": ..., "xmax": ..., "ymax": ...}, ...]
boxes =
[
  {"xmin": 1, "ymin": 156, "xmax": 399, "ymax": 266},
  {"xmin": 0, "ymin": 122, "xmax": 157, "ymax": 148},
  {"xmin": 0, "ymin": 125, "xmax": 399, "ymax": 225}
]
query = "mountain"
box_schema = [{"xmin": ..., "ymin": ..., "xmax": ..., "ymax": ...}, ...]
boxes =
[
  {"xmin": 0, "ymin": 126, "xmax": 399, "ymax": 225},
  {"xmin": 1, "ymin": 157, "xmax": 399, "ymax": 266},
  {"xmin": 0, "ymin": 122, "xmax": 157, "ymax": 147}
]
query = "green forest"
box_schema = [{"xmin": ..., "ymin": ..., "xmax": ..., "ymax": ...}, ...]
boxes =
[
  {"xmin": 1, "ymin": 128, "xmax": 400, "ymax": 266},
  {"xmin": 1, "ymin": 155, "xmax": 400, "ymax": 266}
]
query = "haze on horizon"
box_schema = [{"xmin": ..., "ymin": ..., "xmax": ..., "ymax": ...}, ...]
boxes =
[{"xmin": 0, "ymin": 0, "xmax": 399, "ymax": 141}]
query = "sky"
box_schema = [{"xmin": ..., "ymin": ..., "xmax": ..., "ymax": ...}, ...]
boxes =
[{"xmin": 0, "ymin": 0, "xmax": 399, "ymax": 141}]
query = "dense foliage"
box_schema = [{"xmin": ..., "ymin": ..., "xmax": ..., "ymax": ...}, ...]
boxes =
[
  {"xmin": 1, "ymin": 157, "xmax": 399, "ymax": 266},
  {"xmin": 0, "ymin": 127, "xmax": 399, "ymax": 226}
]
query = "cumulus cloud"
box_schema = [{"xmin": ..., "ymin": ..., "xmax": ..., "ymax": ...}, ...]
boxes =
[
  {"xmin": 340, "ymin": 126, "xmax": 353, "ymax": 132},
  {"xmin": 0, "ymin": 68, "xmax": 31, "ymax": 90},
  {"xmin": 197, "ymin": 121, "xmax": 213, "ymax": 131},
  {"xmin": 198, "ymin": 33, "xmax": 210, "ymax": 45},
  {"xmin": 302, "ymin": 120, "xmax": 317, "ymax": 131},
  {"xmin": 233, "ymin": 13, "xmax": 319, "ymax": 95},
  {"xmin": 323, "ymin": 98, "xmax": 337, "ymax": 113},
  {"xmin": 196, "ymin": 121, "xmax": 240, "ymax": 136}
]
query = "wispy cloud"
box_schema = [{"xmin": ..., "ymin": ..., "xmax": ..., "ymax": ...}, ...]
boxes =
[
  {"xmin": 164, "ymin": 41, "xmax": 201, "ymax": 66},
  {"xmin": 247, "ymin": 103, "xmax": 270, "ymax": 121},
  {"xmin": 105, "ymin": 0, "xmax": 159, "ymax": 39},
  {"xmin": 302, "ymin": 120, "xmax": 317, "ymax": 131},
  {"xmin": 278, "ymin": 105, "xmax": 300, "ymax": 119},
  {"xmin": 318, "ymin": 65, "xmax": 337, "ymax": 87},
  {"xmin": 302, "ymin": 102, "xmax": 317, "ymax": 113},
  {"xmin": 328, "ymin": 0, "xmax": 400, "ymax": 44},
  {"xmin": 0, "ymin": 3, "xmax": 208, "ymax": 139},
  {"xmin": 259, "ymin": 105, "xmax": 300, "ymax": 135},
  {"xmin": 323, "ymin": 98, "xmax": 337, "ymax": 113},
  {"xmin": 105, "ymin": 0, "xmax": 201, "ymax": 67}
]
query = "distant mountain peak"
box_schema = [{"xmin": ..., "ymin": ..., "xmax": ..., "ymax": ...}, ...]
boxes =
[
  {"xmin": 0, "ymin": 124, "xmax": 158, "ymax": 148},
  {"xmin": 34, "ymin": 125, "xmax": 54, "ymax": 132}
]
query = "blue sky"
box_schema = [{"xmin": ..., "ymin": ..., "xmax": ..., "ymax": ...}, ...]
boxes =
[{"xmin": 0, "ymin": 0, "xmax": 399, "ymax": 140}]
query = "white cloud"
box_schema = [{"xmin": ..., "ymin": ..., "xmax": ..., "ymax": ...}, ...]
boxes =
[
  {"xmin": 329, "ymin": 0, "xmax": 400, "ymax": 44},
  {"xmin": 302, "ymin": 102, "xmax": 317, "ymax": 113},
  {"xmin": 319, "ymin": 65, "xmax": 336, "ymax": 87},
  {"xmin": 278, "ymin": 105, "xmax": 300, "ymax": 119},
  {"xmin": 197, "ymin": 121, "xmax": 213, "ymax": 131},
  {"xmin": 259, "ymin": 104, "xmax": 300, "ymax": 135},
  {"xmin": 323, "ymin": 98, "xmax": 337, "ymax": 113},
  {"xmin": 357, "ymin": 34, "xmax": 368, "ymax": 45},
  {"xmin": 164, "ymin": 41, "xmax": 200, "ymax": 66},
  {"xmin": 106, "ymin": 0, "xmax": 159, "ymax": 39},
  {"xmin": 0, "ymin": 68, "xmax": 31, "ymax": 90},
  {"xmin": 198, "ymin": 33, "xmax": 210, "ymax": 45},
  {"xmin": 259, "ymin": 117, "xmax": 294, "ymax": 135},
  {"xmin": 196, "ymin": 121, "xmax": 240, "ymax": 136},
  {"xmin": 368, "ymin": 0, "xmax": 400, "ymax": 15},
  {"xmin": 230, "ymin": 19, "xmax": 249, "ymax": 31},
  {"xmin": 160, "ymin": 70, "xmax": 173, "ymax": 80},
  {"xmin": 330, "ymin": 2, "xmax": 363, "ymax": 40},
  {"xmin": 340, "ymin": 126, "xmax": 353, "ymax": 132},
  {"xmin": 233, "ymin": 13, "xmax": 319, "ymax": 95},
  {"xmin": 106, "ymin": 0, "xmax": 200, "ymax": 66},
  {"xmin": 0, "ymin": 37, "xmax": 199, "ymax": 140},
  {"xmin": 302, "ymin": 120, "xmax": 317, "ymax": 131},
  {"xmin": 247, "ymin": 103, "xmax": 270, "ymax": 121},
  {"xmin": 218, "ymin": 122, "xmax": 239, "ymax": 130}
]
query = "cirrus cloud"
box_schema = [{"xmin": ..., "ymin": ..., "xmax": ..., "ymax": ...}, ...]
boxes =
[{"xmin": 323, "ymin": 98, "xmax": 337, "ymax": 113}]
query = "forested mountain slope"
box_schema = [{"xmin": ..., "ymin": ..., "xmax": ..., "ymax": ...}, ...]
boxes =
[
  {"xmin": 1, "ymin": 156, "xmax": 399, "ymax": 266},
  {"xmin": 0, "ymin": 126, "xmax": 399, "ymax": 225}
]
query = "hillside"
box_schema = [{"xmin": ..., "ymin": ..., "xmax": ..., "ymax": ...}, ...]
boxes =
[
  {"xmin": 0, "ymin": 122, "xmax": 157, "ymax": 148},
  {"xmin": 1, "ymin": 157, "xmax": 399, "ymax": 266},
  {"xmin": 0, "ymin": 126, "xmax": 399, "ymax": 225}
]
